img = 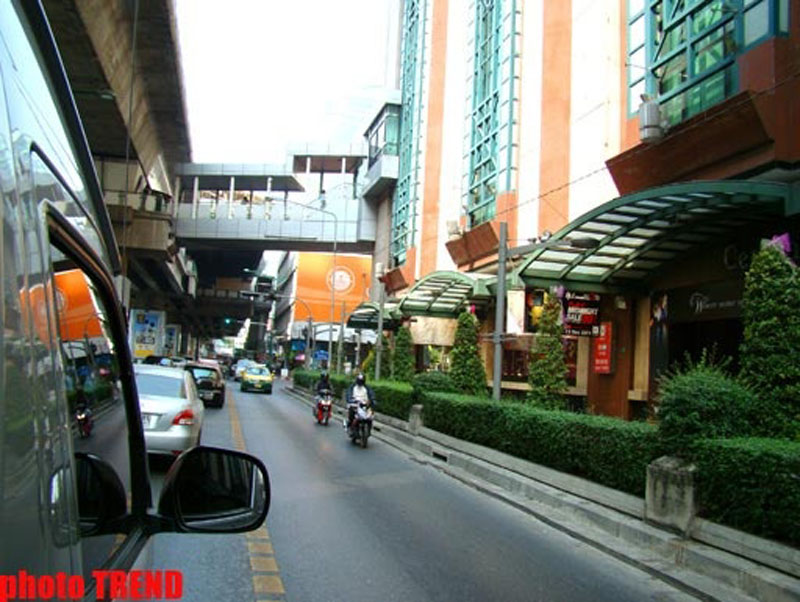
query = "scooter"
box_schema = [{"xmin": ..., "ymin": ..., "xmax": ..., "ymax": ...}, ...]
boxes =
[
  {"xmin": 346, "ymin": 401, "xmax": 374, "ymax": 448},
  {"xmin": 315, "ymin": 389, "xmax": 333, "ymax": 425},
  {"xmin": 75, "ymin": 406, "xmax": 93, "ymax": 438}
]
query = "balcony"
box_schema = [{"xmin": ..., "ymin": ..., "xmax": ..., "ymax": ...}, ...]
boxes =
[{"xmin": 362, "ymin": 102, "xmax": 400, "ymax": 201}]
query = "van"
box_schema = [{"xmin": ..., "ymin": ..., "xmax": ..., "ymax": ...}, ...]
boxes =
[{"xmin": 0, "ymin": 0, "xmax": 269, "ymax": 593}]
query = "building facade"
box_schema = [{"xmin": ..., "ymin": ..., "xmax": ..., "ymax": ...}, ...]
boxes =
[{"xmin": 365, "ymin": 0, "xmax": 800, "ymax": 418}]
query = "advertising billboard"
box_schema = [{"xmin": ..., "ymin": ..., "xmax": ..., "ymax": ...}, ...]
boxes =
[{"xmin": 294, "ymin": 253, "xmax": 372, "ymax": 323}]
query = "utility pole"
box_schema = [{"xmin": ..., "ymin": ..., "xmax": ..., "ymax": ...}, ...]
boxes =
[
  {"xmin": 375, "ymin": 262, "xmax": 385, "ymax": 381},
  {"xmin": 492, "ymin": 222, "xmax": 507, "ymax": 401},
  {"xmin": 337, "ymin": 300, "xmax": 346, "ymax": 373}
]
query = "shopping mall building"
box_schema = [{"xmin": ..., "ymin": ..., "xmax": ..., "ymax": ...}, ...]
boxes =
[{"xmin": 336, "ymin": 1, "xmax": 800, "ymax": 418}]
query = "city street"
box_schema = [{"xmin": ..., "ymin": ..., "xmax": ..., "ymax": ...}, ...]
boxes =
[{"xmin": 149, "ymin": 379, "xmax": 696, "ymax": 602}]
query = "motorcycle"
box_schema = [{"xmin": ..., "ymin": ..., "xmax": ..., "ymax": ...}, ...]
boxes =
[
  {"xmin": 315, "ymin": 388, "xmax": 333, "ymax": 425},
  {"xmin": 347, "ymin": 401, "xmax": 374, "ymax": 448},
  {"xmin": 75, "ymin": 406, "xmax": 93, "ymax": 438}
]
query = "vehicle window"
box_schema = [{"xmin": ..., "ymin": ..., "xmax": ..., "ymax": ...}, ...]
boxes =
[
  {"xmin": 48, "ymin": 244, "xmax": 131, "ymax": 582},
  {"xmin": 247, "ymin": 367, "xmax": 268, "ymax": 376},
  {"xmin": 191, "ymin": 367, "xmax": 217, "ymax": 380},
  {"xmin": 135, "ymin": 373, "xmax": 185, "ymax": 398}
]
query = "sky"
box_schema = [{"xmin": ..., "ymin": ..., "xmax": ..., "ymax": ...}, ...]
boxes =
[{"xmin": 175, "ymin": 0, "xmax": 399, "ymax": 165}]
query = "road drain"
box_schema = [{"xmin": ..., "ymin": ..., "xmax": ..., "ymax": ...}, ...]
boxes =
[{"xmin": 432, "ymin": 451, "xmax": 449, "ymax": 462}]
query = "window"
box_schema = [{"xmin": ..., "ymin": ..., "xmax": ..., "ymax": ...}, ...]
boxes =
[
  {"xmin": 626, "ymin": 0, "xmax": 790, "ymax": 125},
  {"xmin": 392, "ymin": 0, "xmax": 424, "ymax": 266},
  {"xmin": 466, "ymin": 0, "xmax": 517, "ymax": 228}
]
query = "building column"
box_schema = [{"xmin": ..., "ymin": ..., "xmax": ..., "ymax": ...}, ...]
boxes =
[
  {"xmin": 228, "ymin": 176, "xmax": 235, "ymax": 219},
  {"xmin": 172, "ymin": 175, "xmax": 181, "ymax": 218},
  {"xmin": 191, "ymin": 176, "xmax": 199, "ymax": 219}
]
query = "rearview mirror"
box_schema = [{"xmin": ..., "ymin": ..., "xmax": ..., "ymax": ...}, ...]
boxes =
[
  {"xmin": 74, "ymin": 453, "xmax": 127, "ymax": 536},
  {"xmin": 158, "ymin": 446, "xmax": 270, "ymax": 533}
]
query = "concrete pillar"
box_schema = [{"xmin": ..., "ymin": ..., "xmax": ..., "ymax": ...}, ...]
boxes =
[
  {"xmin": 408, "ymin": 404, "xmax": 423, "ymax": 435},
  {"xmin": 228, "ymin": 176, "xmax": 235, "ymax": 219},
  {"xmin": 341, "ymin": 157, "xmax": 346, "ymax": 174},
  {"xmin": 191, "ymin": 176, "xmax": 199, "ymax": 219},
  {"xmin": 306, "ymin": 157, "xmax": 311, "ymax": 173},
  {"xmin": 645, "ymin": 456, "xmax": 698, "ymax": 536},
  {"xmin": 172, "ymin": 175, "xmax": 181, "ymax": 218}
]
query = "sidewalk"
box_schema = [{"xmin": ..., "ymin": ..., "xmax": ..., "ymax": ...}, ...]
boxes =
[{"xmin": 287, "ymin": 385, "xmax": 800, "ymax": 602}]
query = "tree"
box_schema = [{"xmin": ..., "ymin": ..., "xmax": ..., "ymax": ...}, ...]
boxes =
[
  {"xmin": 450, "ymin": 311, "xmax": 488, "ymax": 396},
  {"xmin": 527, "ymin": 295, "xmax": 567, "ymax": 410},
  {"xmin": 739, "ymin": 244, "xmax": 800, "ymax": 438},
  {"xmin": 391, "ymin": 326, "xmax": 415, "ymax": 383}
]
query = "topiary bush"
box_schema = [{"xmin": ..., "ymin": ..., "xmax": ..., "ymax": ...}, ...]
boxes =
[
  {"xmin": 450, "ymin": 311, "xmax": 488, "ymax": 397},
  {"xmin": 656, "ymin": 355, "xmax": 756, "ymax": 457},
  {"xmin": 421, "ymin": 391, "xmax": 659, "ymax": 496},
  {"xmin": 527, "ymin": 295, "xmax": 567, "ymax": 409},
  {"xmin": 391, "ymin": 326, "xmax": 415, "ymax": 383},
  {"xmin": 693, "ymin": 437, "xmax": 800, "ymax": 546},
  {"xmin": 412, "ymin": 371, "xmax": 458, "ymax": 396},
  {"xmin": 739, "ymin": 244, "xmax": 800, "ymax": 439}
]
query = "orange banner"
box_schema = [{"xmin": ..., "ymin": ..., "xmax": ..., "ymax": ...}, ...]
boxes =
[
  {"xmin": 293, "ymin": 253, "xmax": 372, "ymax": 323},
  {"xmin": 25, "ymin": 269, "xmax": 102, "ymax": 343}
]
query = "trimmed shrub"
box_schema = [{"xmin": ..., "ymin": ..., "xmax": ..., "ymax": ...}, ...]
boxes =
[
  {"xmin": 739, "ymin": 244, "xmax": 800, "ymax": 438},
  {"xmin": 391, "ymin": 326, "xmax": 415, "ymax": 383},
  {"xmin": 292, "ymin": 369, "xmax": 319, "ymax": 390},
  {"xmin": 421, "ymin": 391, "xmax": 659, "ymax": 496},
  {"xmin": 412, "ymin": 371, "xmax": 458, "ymax": 396},
  {"xmin": 370, "ymin": 380, "xmax": 415, "ymax": 420},
  {"xmin": 527, "ymin": 295, "xmax": 567, "ymax": 409},
  {"xmin": 693, "ymin": 438, "xmax": 800, "ymax": 546},
  {"xmin": 657, "ymin": 357, "xmax": 756, "ymax": 457},
  {"xmin": 450, "ymin": 311, "xmax": 488, "ymax": 397}
]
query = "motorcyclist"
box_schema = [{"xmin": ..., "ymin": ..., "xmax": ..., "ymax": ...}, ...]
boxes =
[
  {"xmin": 315, "ymin": 372, "xmax": 331, "ymax": 395},
  {"xmin": 314, "ymin": 372, "xmax": 332, "ymax": 416},
  {"xmin": 344, "ymin": 373, "xmax": 375, "ymax": 431}
]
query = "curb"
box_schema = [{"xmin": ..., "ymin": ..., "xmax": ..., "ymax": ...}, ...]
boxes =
[{"xmin": 285, "ymin": 385, "xmax": 800, "ymax": 602}]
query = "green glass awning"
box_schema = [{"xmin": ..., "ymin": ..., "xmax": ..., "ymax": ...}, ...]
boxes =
[
  {"xmin": 512, "ymin": 180, "xmax": 798, "ymax": 291},
  {"xmin": 397, "ymin": 271, "xmax": 493, "ymax": 318},
  {"xmin": 346, "ymin": 301, "xmax": 403, "ymax": 330}
]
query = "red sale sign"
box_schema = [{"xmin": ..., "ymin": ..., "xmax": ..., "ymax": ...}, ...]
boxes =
[{"xmin": 593, "ymin": 322, "xmax": 613, "ymax": 374}]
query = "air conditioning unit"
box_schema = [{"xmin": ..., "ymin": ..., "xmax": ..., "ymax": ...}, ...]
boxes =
[{"xmin": 639, "ymin": 96, "xmax": 664, "ymax": 143}]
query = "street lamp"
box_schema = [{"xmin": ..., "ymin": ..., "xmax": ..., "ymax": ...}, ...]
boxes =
[{"xmin": 492, "ymin": 223, "xmax": 600, "ymax": 401}]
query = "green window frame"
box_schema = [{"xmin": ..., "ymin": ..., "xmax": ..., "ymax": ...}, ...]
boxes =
[
  {"xmin": 392, "ymin": 0, "xmax": 424, "ymax": 267},
  {"xmin": 626, "ymin": 0, "xmax": 790, "ymax": 126},
  {"xmin": 466, "ymin": 0, "xmax": 518, "ymax": 229}
]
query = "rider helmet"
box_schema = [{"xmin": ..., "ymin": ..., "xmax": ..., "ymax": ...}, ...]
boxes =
[{"xmin": 355, "ymin": 373, "xmax": 366, "ymax": 386}]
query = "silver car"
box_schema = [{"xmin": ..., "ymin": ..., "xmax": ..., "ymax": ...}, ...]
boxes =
[{"xmin": 135, "ymin": 364, "xmax": 205, "ymax": 456}]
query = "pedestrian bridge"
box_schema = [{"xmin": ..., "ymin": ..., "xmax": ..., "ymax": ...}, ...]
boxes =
[{"xmin": 172, "ymin": 161, "xmax": 375, "ymax": 255}]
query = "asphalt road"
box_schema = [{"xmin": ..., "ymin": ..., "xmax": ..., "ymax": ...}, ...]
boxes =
[{"xmin": 149, "ymin": 379, "xmax": 696, "ymax": 602}]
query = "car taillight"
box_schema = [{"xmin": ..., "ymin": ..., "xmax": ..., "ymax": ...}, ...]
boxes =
[{"xmin": 172, "ymin": 409, "xmax": 194, "ymax": 426}]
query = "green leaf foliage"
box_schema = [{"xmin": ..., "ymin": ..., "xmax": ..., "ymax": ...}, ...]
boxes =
[
  {"xmin": 421, "ymin": 391, "xmax": 659, "ymax": 495},
  {"xmin": 412, "ymin": 371, "xmax": 458, "ymax": 395},
  {"xmin": 370, "ymin": 380, "xmax": 415, "ymax": 420},
  {"xmin": 527, "ymin": 295, "xmax": 567, "ymax": 409},
  {"xmin": 739, "ymin": 244, "xmax": 800, "ymax": 438},
  {"xmin": 450, "ymin": 311, "xmax": 488, "ymax": 397},
  {"xmin": 391, "ymin": 326, "xmax": 415, "ymax": 383},
  {"xmin": 693, "ymin": 437, "xmax": 800, "ymax": 546},
  {"xmin": 657, "ymin": 356, "xmax": 757, "ymax": 457}
]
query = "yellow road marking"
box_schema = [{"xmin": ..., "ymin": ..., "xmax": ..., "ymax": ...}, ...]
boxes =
[
  {"xmin": 252, "ymin": 575, "xmax": 285, "ymax": 595},
  {"xmin": 250, "ymin": 556, "xmax": 279, "ymax": 572},
  {"xmin": 248, "ymin": 541, "xmax": 274, "ymax": 555},
  {"xmin": 230, "ymin": 383, "xmax": 286, "ymax": 600}
]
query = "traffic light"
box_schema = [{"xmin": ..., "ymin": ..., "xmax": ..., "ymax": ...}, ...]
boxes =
[{"xmin": 224, "ymin": 318, "xmax": 233, "ymax": 325}]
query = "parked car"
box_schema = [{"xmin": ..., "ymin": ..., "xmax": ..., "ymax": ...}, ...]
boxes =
[
  {"xmin": 241, "ymin": 365, "xmax": 274, "ymax": 394},
  {"xmin": 135, "ymin": 364, "xmax": 205, "ymax": 455},
  {"xmin": 186, "ymin": 361, "xmax": 226, "ymax": 407}
]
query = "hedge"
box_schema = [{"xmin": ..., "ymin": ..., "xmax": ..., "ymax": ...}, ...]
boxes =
[
  {"xmin": 693, "ymin": 437, "xmax": 800, "ymax": 546},
  {"xmin": 292, "ymin": 369, "xmax": 414, "ymax": 420},
  {"xmin": 421, "ymin": 392, "xmax": 660, "ymax": 496}
]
